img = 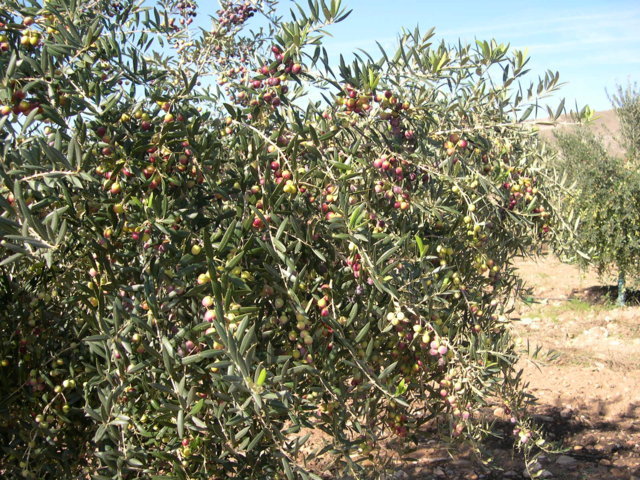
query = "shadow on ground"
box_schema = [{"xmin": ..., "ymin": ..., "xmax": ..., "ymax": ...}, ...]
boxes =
[
  {"xmin": 394, "ymin": 402, "xmax": 640, "ymax": 479},
  {"xmin": 571, "ymin": 285, "xmax": 640, "ymax": 306}
]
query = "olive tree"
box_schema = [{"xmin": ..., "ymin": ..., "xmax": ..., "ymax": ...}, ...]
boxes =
[
  {"xmin": 555, "ymin": 127, "xmax": 640, "ymax": 306},
  {"xmin": 609, "ymin": 81, "xmax": 640, "ymax": 162},
  {"xmin": 1, "ymin": 0, "xmax": 566, "ymax": 478}
]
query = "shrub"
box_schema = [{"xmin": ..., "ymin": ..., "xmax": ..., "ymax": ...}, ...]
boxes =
[{"xmin": 1, "ymin": 0, "xmax": 563, "ymax": 477}]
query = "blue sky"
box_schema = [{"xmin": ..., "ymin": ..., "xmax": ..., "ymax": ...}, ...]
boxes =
[{"xmin": 314, "ymin": 0, "xmax": 640, "ymax": 113}]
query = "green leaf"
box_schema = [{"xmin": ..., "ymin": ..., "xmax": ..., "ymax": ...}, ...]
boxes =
[
  {"xmin": 376, "ymin": 244, "xmax": 400, "ymax": 266},
  {"xmin": 281, "ymin": 458, "xmax": 295, "ymax": 480},
  {"xmin": 378, "ymin": 361, "xmax": 398, "ymax": 380},
  {"xmin": 349, "ymin": 203, "xmax": 365, "ymax": 229},
  {"xmin": 256, "ymin": 366, "xmax": 267, "ymax": 386},
  {"xmin": 4, "ymin": 51, "xmax": 18, "ymax": 80},
  {"xmin": 177, "ymin": 409, "xmax": 184, "ymax": 438},
  {"xmin": 415, "ymin": 234, "xmax": 425, "ymax": 258},
  {"xmin": 275, "ymin": 216, "xmax": 289, "ymax": 240},
  {"xmin": 354, "ymin": 322, "xmax": 371, "ymax": 344},
  {"xmin": 217, "ymin": 219, "xmax": 237, "ymax": 251},
  {"xmin": 246, "ymin": 429, "xmax": 265, "ymax": 451},
  {"xmin": 13, "ymin": 181, "xmax": 47, "ymax": 241},
  {"xmin": 181, "ymin": 349, "xmax": 223, "ymax": 364},
  {"xmin": 101, "ymin": 91, "xmax": 122, "ymax": 114},
  {"xmin": 0, "ymin": 253, "xmax": 24, "ymax": 266},
  {"xmin": 189, "ymin": 399, "xmax": 205, "ymax": 416}
]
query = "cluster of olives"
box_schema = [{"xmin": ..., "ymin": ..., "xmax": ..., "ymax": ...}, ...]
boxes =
[
  {"xmin": 214, "ymin": 1, "xmax": 256, "ymax": 32},
  {"xmin": 175, "ymin": 0, "xmax": 197, "ymax": 25}
]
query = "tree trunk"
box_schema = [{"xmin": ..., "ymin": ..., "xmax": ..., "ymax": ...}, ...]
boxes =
[{"xmin": 617, "ymin": 271, "xmax": 626, "ymax": 307}]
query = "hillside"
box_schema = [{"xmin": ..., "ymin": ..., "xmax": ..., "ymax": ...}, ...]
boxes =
[{"xmin": 536, "ymin": 109, "xmax": 625, "ymax": 157}]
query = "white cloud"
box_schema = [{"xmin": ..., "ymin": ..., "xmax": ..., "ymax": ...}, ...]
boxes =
[
  {"xmin": 322, "ymin": 6, "xmax": 640, "ymax": 62},
  {"xmin": 438, "ymin": 8, "xmax": 640, "ymax": 41},
  {"xmin": 515, "ymin": 32, "xmax": 640, "ymax": 54},
  {"xmin": 553, "ymin": 50, "xmax": 640, "ymax": 68}
]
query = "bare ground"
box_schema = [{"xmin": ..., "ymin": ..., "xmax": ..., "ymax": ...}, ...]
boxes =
[{"xmin": 506, "ymin": 255, "xmax": 640, "ymax": 480}]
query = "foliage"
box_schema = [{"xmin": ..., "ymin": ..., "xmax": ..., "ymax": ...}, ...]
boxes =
[
  {"xmin": 609, "ymin": 81, "xmax": 640, "ymax": 162},
  {"xmin": 0, "ymin": 0, "xmax": 564, "ymax": 478},
  {"xmin": 554, "ymin": 126, "xmax": 640, "ymax": 302}
]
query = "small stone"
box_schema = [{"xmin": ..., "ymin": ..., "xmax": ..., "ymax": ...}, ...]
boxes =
[
  {"xmin": 583, "ymin": 435, "xmax": 598, "ymax": 445},
  {"xmin": 555, "ymin": 455, "xmax": 576, "ymax": 466},
  {"xmin": 612, "ymin": 458, "xmax": 627, "ymax": 468},
  {"xmin": 539, "ymin": 470, "xmax": 554, "ymax": 478},
  {"xmin": 534, "ymin": 415, "xmax": 555, "ymax": 422},
  {"xmin": 433, "ymin": 467, "xmax": 446, "ymax": 477},
  {"xmin": 599, "ymin": 458, "xmax": 612, "ymax": 466}
]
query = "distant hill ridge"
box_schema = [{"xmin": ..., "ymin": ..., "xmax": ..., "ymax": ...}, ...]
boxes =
[{"xmin": 536, "ymin": 109, "xmax": 624, "ymax": 157}]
